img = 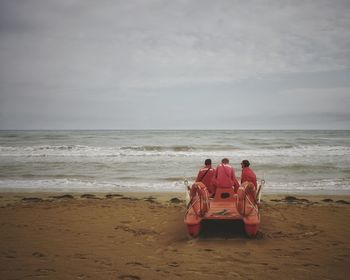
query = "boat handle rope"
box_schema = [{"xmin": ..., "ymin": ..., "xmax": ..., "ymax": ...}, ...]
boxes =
[
  {"xmin": 184, "ymin": 196, "xmax": 203, "ymax": 218},
  {"xmin": 185, "ymin": 185, "xmax": 210, "ymax": 218},
  {"xmin": 238, "ymin": 189, "xmax": 259, "ymax": 217}
]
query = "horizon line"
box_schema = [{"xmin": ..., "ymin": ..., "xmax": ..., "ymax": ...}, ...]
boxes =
[{"xmin": 1, "ymin": 128, "xmax": 349, "ymax": 132}]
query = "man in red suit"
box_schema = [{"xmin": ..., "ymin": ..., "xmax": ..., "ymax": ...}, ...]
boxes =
[
  {"xmin": 213, "ymin": 158, "xmax": 240, "ymax": 193},
  {"xmin": 240, "ymin": 160, "xmax": 257, "ymax": 189},
  {"xmin": 196, "ymin": 158, "xmax": 215, "ymax": 196}
]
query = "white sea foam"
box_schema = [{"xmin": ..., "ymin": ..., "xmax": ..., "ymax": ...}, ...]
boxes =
[
  {"xmin": 0, "ymin": 144, "xmax": 349, "ymax": 158},
  {"xmin": 1, "ymin": 130, "xmax": 349, "ymax": 194},
  {"xmin": 0, "ymin": 178, "xmax": 185, "ymax": 193}
]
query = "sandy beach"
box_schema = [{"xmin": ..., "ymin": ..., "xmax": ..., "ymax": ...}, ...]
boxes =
[{"xmin": 0, "ymin": 192, "xmax": 349, "ymax": 280}]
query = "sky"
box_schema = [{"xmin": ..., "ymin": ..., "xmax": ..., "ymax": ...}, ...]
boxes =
[{"xmin": 0, "ymin": 0, "xmax": 350, "ymax": 130}]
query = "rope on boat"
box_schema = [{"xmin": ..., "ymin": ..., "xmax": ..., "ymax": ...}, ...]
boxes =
[
  {"xmin": 184, "ymin": 182, "xmax": 210, "ymax": 219},
  {"xmin": 184, "ymin": 196, "xmax": 200, "ymax": 218},
  {"xmin": 238, "ymin": 182, "xmax": 259, "ymax": 217},
  {"xmin": 245, "ymin": 195, "xmax": 259, "ymax": 215}
]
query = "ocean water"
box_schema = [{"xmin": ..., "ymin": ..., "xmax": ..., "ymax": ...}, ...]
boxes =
[{"xmin": 0, "ymin": 130, "xmax": 349, "ymax": 194}]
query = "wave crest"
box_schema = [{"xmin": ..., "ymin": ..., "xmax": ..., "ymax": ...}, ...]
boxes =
[{"xmin": 120, "ymin": 145, "xmax": 194, "ymax": 152}]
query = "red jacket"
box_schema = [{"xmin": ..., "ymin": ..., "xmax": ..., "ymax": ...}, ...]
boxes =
[
  {"xmin": 213, "ymin": 163, "xmax": 240, "ymax": 191},
  {"xmin": 196, "ymin": 166, "xmax": 215, "ymax": 194},
  {"xmin": 241, "ymin": 167, "xmax": 257, "ymax": 189}
]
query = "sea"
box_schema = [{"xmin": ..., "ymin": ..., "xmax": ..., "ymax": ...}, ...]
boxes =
[{"xmin": 0, "ymin": 130, "xmax": 349, "ymax": 195}]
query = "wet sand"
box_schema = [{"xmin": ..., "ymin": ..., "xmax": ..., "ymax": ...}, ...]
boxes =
[{"xmin": 0, "ymin": 192, "xmax": 349, "ymax": 280}]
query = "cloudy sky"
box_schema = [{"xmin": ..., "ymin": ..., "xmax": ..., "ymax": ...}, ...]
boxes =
[{"xmin": 0, "ymin": 0, "xmax": 349, "ymax": 129}]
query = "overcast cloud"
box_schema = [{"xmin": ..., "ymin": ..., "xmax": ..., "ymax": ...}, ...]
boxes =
[{"xmin": 0, "ymin": 0, "xmax": 349, "ymax": 129}]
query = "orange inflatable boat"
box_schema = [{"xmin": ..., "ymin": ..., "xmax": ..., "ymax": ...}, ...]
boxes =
[{"xmin": 184, "ymin": 180, "xmax": 263, "ymax": 237}]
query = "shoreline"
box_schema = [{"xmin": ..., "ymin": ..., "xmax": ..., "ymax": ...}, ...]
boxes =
[
  {"xmin": 1, "ymin": 191, "xmax": 350, "ymax": 210},
  {"xmin": 0, "ymin": 190, "xmax": 350, "ymax": 202}
]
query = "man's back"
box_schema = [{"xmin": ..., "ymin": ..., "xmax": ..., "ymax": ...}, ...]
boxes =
[
  {"xmin": 214, "ymin": 162, "xmax": 240, "ymax": 191},
  {"xmin": 241, "ymin": 167, "xmax": 257, "ymax": 189},
  {"xmin": 240, "ymin": 160, "xmax": 257, "ymax": 190},
  {"xmin": 215, "ymin": 164, "xmax": 233, "ymax": 188},
  {"xmin": 196, "ymin": 167, "xmax": 215, "ymax": 194}
]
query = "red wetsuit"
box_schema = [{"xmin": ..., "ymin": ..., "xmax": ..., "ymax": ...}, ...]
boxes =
[
  {"xmin": 241, "ymin": 167, "xmax": 257, "ymax": 189},
  {"xmin": 213, "ymin": 163, "xmax": 240, "ymax": 192},
  {"xmin": 196, "ymin": 166, "xmax": 215, "ymax": 195}
]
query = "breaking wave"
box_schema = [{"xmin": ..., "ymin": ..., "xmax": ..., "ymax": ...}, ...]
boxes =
[
  {"xmin": 120, "ymin": 145, "xmax": 194, "ymax": 152},
  {"xmin": 1, "ymin": 130, "xmax": 349, "ymax": 194},
  {"xmin": 0, "ymin": 144, "xmax": 349, "ymax": 158}
]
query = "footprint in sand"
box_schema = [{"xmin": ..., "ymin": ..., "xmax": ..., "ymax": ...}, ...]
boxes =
[
  {"xmin": 269, "ymin": 267, "xmax": 279, "ymax": 271},
  {"xmin": 115, "ymin": 225, "xmax": 158, "ymax": 236},
  {"xmin": 167, "ymin": 262, "xmax": 179, "ymax": 267},
  {"xmin": 301, "ymin": 247, "xmax": 312, "ymax": 251},
  {"xmin": 119, "ymin": 275, "xmax": 141, "ymax": 280},
  {"xmin": 5, "ymin": 254, "xmax": 16, "ymax": 259},
  {"xmin": 202, "ymin": 248, "xmax": 214, "ymax": 252},
  {"xmin": 126, "ymin": 262, "xmax": 150, "ymax": 269},
  {"xmin": 303, "ymin": 263, "xmax": 320, "ymax": 267},
  {"xmin": 32, "ymin": 252, "xmax": 46, "ymax": 258},
  {"xmin": 73, "ymin": 253, "xmax": 88, "ymax": 260},
  {"xmin": 238, "ymin": 251, "xmax": 251, "ymax": 257},
  {"xmin": 36, "ymin": 268, "xmax": 56, "ymax": 274},
  {"xmin": 94, "ymin": 259, "xmax": 112, "ymax": 267}
]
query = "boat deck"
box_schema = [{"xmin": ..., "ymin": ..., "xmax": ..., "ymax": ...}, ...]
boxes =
[{"xmin": 204, "ymin": 201, "xmax": 242, "ymax": 220}]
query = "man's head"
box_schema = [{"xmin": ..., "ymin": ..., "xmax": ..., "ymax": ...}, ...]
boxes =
[
  {"xmin": 241, "ymin": 160, "xmax": 250, "ymax": 168},
  {"xmin": 204, "ymin": 159, "xmax": 212, "ymax": 166},
  {"xmin": 221, "ymin": 158, "xmax": 229, "ymax": 164}
]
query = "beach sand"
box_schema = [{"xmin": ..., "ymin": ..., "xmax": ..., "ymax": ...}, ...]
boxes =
[{"xmin": 0, "ymin": 192, "xmax": 349, "ymax": 280}]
